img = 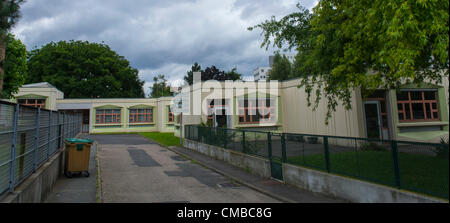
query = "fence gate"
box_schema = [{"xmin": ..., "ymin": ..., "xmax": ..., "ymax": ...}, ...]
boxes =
[{"xmin": 268, "ymin": 133, "xmax": 284, "ymax": 181}]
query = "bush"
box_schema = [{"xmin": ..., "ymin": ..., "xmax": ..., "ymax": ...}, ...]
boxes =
[
  {"xmin": 360, "ymin": 142, "xmax": 386, "ymax": 151},
  {"xmin": 433, "ymin": 137, "xmax": 449, "ymax": 159}
]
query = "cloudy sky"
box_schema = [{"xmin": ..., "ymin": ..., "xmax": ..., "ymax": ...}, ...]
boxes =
[{"xmin": 12, "ymin": 0, "xmax": 318, "ymax": 96}]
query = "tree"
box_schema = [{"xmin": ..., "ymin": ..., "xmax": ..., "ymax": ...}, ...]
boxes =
[
  {"xmin": 225, "ymin": 67, "xmax": 243, "ymax": 81},
  {"xmin": 27, "ymin": 40, "xmax": 145, "ymax": 98},
  {"xmin": 184, "ymin": 62, "xmax": 202, "ymax": 85},
  {"xmin": 0, "ymin": 0, "xmax": 25, "ymax": 98},
  {"xmin": 250, "ymin": 1, "xmax": 449, "ymax": 123},
  {"xmin": 1, "ymin": 33, "xmax": 26, "ymax": 98},
  {"xmin": 149, "ymin": 74, "xmax": 173, "ymax": 98},
  {"xmin": 183, "ymin": 63, "xmax": 242, "ymax": 85},
  {"xmin": 268, "ymin": 52, "xmax": 292, "ymax": 81}
]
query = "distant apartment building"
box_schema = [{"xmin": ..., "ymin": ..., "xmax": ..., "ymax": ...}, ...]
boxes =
[
  {"xmin": 253, "ymin": 67, "xmax": 271, "ymax": 81},
  {"xmin": 254, "ymin": 54, "xmax": 296, "ymax": 81}
]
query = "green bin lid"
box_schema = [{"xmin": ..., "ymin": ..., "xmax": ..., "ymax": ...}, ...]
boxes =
[{"xmin": 65, "ymin": 138, "xmax": 93, "ymax": 144}]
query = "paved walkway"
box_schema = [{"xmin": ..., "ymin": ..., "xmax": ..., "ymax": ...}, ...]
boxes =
[
  {"xmin": 93, "ymin": 134, "xmax": 278, "ymax": 203},
  {"xmin": 45, "ymin": 134, "xmax": 342, "ymax": 203},
  {"xmin": 168, "ymin": 146, "xmax": 343, "ymax": 203},
  {"xmin": 45, "ymin": 134, "xmax": 97, "ymax": 203}
]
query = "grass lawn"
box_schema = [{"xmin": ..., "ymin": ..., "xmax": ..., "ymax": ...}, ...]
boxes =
[
  {"xmin": 138, "ymin": 132, "xmax": 182, "ymax": 147},
  {"xmin": 287, "ymin": 151, "xmax": 449, "ymax": 199}
]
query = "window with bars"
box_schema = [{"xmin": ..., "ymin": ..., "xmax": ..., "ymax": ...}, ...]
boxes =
[
  {"xmin": 396, "ymin": 91, "xmax": 439, "ymax": 122},
  {"xmin": 238, "ymin": 98, "xmax": 276, "ymax": 124},
  {"xmin": 96, "ymin": 109, "xmax": 121, "ymax": 124},
  {"xmin": 17, "ymin": 98, "xmax": 46, "ymax": 108},
  {"xmin": 168, "ymin": 106, "xmax": 174, "ymax": 123},
  {"xmin": 129, "ymin": 108, "xmax": 153, "ymax": 123}
]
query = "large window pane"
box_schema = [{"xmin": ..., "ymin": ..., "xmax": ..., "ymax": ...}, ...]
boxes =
[
  {"xmin": 410, "ymin": 91, "xmax": 422, "ymax": 100},
  {"xmin": 424, "ymin": 91, "xmax": 436, "ymax": 100}
]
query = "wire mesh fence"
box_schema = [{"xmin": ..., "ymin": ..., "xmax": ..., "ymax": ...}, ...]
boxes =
[
  {"xmin": 0, "ymin": 101, "xmax": 82, "ymax": 196},
  {"xmin": 185, "ymin": 125, "xmax": 449, "ymax": 199}
]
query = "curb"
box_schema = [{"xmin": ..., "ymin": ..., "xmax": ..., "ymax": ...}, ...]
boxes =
[
  {"xmin": 94, "ymin": 142, "xmax": 103, "ymax": 203},
  {"xmin": 165, "ymin": 145, "xmax": 296, "ymax": 204}
]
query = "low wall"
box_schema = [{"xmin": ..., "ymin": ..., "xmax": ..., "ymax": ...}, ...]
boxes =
[
  {"xmin": 1, "ymin": 150, "xmax": 64, "ymax": 203},
  {"xmin": 183, "ymin": 139, "xmax": 446, "ymax": 203},
  {"xmin": 283, "ymin": 163, "xmax": 446, "ymax": 203},
  {"xmin": 183, "ymin": 139, "xmax": 271, "ymax": 179}
]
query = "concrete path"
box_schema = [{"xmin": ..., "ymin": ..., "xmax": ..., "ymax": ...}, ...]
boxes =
[
  {"xmin": 93, "ymin": 134, "xmax": 279, "ymax": 203},
  {"xmin": 45, "ymin": 134, "xmax": 97, "ymax": 203},
  {"xmin": 169, "ymin": 146, "xmax": 343, "ymax": 203}
]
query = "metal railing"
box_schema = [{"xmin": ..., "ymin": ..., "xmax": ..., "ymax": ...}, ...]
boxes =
[
  {"xmin": 185, "ymin": 125, "xmax": 449, "ymax": 200},
  {"xmin": 0, "ymin": 100, "xmax": 82, "ymax": 196}
]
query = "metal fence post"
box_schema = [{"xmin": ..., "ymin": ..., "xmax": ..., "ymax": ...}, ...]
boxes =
[
  {"xmin": 9, "ymin": 104, "xmax": 19, "ymax": 192},
  {"xmin": 56, "ymin": 112, "xmax": 60, "ymax": 150},
  {"xmin": 324, "ymin": 136, "xmax": 331, "ymax": 173},
  {"xmin": 391, "ymin": 140, "xmax": 401, "ymax": 188},
  {"xmin": 223, "ymin": 128, "xmax": 227, "ymax": 149},
  {"xmin": 47, "ymin": 111, "xmax": 52, "ymax": 159},
  {"xmin": 267, "ymin": 132, "xmax": 272, "ymax": 160},
  {"xmin": 281, "ymin": 133, "xmax": 287, "ymax": 163},
  {"xmin": 33, "ymin": 108, "xmax": 40, "ymax": 172},
  {"xmin": 242, "ymin": 130, "xmax": 246, "ymax": 153}
]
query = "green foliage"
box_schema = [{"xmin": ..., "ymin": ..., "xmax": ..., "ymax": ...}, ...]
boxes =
[
  {"xmin": 26, "ymin": 40, "xmax": 145, "ymax": 98},
  {"xmin": 1, "ymin": 0, "xmax": 25, "ymax": 99},
  {"xmin": 250, "ymin": 1, "xmax": 449, "ymax": 124},
  {"xmin": 433, "ymin": 137, "xmax": 449, "ymax": 158},
  {"xmin": 360, "ymin": 142, "xmax": 386, "ymax": 151},
  {"xmin": 184, "ymin": 62, "xmax": 202, "ymax": 85},
  {"xmin": 268, "ymin": 52, "xmax": 293, "ymax": 80},
  {"xmin": 0, "ymin": 0, "xmax": 24, "ymax": 32},
  {"xmin": 2, "ymin": 33, "xmax": 26, "ymax": 98},
  {"xmin": 149, "ymin": 74, "xmax": 173, "ymax": 98},
  {"xmin": 183, "ymin": 63, "xmax": 242, "ymax": 85}
]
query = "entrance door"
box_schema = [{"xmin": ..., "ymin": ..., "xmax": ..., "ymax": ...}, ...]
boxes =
[
  {"xmin": 82, "ymin": 110, "xmax": 90, "ymax": 133},
  {"xmin": 363, "ymin": 102, "xmax": 382, "ymax": 139}
]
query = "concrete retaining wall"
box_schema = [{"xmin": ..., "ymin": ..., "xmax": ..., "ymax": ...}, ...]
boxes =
[
  {"xmin": 1, "ymin": 150, "xmax": 64, "ymax": 203},
  {"xmin": 184, "ymin": 139, "xmax": 447, "ymax": 203},
  {"xmin": 282, "ymin": 163, "xmax": 446, "ymax": 203},
  {"xmin": 183, "ymin": 139, "xmax": 271, "ymax": 178}
]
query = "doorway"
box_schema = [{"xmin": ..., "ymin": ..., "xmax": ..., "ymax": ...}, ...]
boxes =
[{"xmin": 363, "ymin": 102, "xmax": 382, "ymax": 139}]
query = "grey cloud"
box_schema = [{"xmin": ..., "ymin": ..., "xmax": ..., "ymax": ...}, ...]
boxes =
[{"xmin": 13, "ymin": 0, "xmax": 313, "ymax": 90}]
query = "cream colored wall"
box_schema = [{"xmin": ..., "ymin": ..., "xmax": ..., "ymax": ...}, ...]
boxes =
[
  {"xmin": 56, "ymin": 97, "xmax": 175, "ymax": 133},
  {"xmin": 13, "ymin": 87, "xmax": 64, "ymax": 111},
  {"xmin": 279, "ymin": 79, "xmax": 365, "ymax": 138},
  {"xmin": 156, "ymin": 97, "xmax": 175, "ymax": 133}
]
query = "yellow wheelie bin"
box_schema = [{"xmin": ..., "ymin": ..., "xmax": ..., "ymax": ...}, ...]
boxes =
[{"xmin": 64, "ymin": 138, "xmax": 93, "ymax": 178}]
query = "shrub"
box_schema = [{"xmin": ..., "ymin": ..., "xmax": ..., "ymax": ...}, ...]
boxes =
[
  {"xmin": 433, "ymin": 137, "xmax": 449, "ymax": 159},
  {"xmin": 360, "ymin": 142, "xmax": 386, "ymax": 151}
]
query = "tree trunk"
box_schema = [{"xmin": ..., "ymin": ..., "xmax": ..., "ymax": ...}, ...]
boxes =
[{"xmin": 0, "ymin": 33, "xmax": 5, "ymax": 99}]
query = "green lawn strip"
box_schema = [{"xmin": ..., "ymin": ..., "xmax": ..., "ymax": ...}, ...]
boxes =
[
  {"xmin": 287, "ymin": 151, "xmax": 448, "ymax": 199},
  {"xmin": 138, "ymin": 132, "xmax": 182, "ymax": 147}
]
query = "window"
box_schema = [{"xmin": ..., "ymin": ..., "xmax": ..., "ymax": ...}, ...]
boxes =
[
  {"xmin": 96, "ymin": 109, "xmax": 121, "ymax": 124},
  {"xmin": 397, "ymin": 91, "xmax": 439, "ymax": 122},
  {"xmin": 168, "ymin": 107, "xmax": 174, "ymax": 122},
  {"xmin": 207, "ymin": 99, "xmax": 227, "ymax": 122},
  {"xmin": 238, "ymin": 98, "xmax": 276, "ymax": 124},
  {"xmin": 17, "ymin": 99, "xmax": 46, "ymax": 108},
  {"xmin": 129, "ymin": 108, "xmax": 153, "ymax": 123}
]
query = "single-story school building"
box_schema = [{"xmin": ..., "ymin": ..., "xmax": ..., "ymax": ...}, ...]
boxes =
[{"xmin": 7, "ymin": 74, "xmax": 449, "ymax": 143}]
